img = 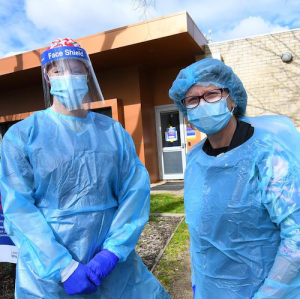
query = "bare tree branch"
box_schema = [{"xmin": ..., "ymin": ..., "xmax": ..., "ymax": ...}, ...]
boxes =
[{"xmin": 131, "ymin": 0, "xmax": 156, "ymax": 20}]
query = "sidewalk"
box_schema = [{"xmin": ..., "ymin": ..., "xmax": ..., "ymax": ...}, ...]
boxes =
[{"xmin": 151, "ymin": 180, "xmax": 184, "ymax": 197}]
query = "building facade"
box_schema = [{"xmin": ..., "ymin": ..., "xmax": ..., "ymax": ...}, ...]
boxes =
[{"xmin": 0, "ymin": 12, "xmax": 299, "ymax": 182}]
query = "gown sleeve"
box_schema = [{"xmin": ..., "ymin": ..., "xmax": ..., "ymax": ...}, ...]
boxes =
[
  {"xmin": 189, "ymin": 231, "xmax": 197, "ymax": 288},
  {"xmin": 254, "ymin": 147, "xmax": 300, "ymax": 298},
  {"xmin": 102, "ymin": 125, "xmax": 150, "ymax": 262},
  {"xmin": 0, "ymin": 128, "xmax": 72, "ymax": 282}
]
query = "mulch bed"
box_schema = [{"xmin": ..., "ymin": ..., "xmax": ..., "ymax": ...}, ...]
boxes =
[
  {"xmin": 136, "ymin": 216, "xmax": 183, "ymax": 271},
  {"xmin": 0, "ymin": 215, "xmax": 182, "ymax": 298},
  {"xmin": 0, "ymin": 263, "xmax": 15, "ymax": 299}
]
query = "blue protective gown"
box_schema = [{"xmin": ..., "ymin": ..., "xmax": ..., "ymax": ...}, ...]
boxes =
[
  {"xmin": 0, "ymin": 109, "xmax": 170, "ymax": 299},
  {"xmin": 185, "ymin": 115, "xmax": 300, "ymax": 299}
]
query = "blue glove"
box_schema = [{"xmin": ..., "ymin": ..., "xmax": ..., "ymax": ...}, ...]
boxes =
[
  {"xmin": 192, "ymin": 285, "xmax": 196, "ymax": 298},
  {"xmin": 63, "ymin": 263, "xmax": 99, "ymax": 295},
  {"xmin": 86, "ymin": 249, "xmax": 119, "ymax": 283}
]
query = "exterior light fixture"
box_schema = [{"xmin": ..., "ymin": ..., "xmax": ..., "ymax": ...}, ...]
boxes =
[{"xmin": 281, "ymin": 52, "xmax": 293, "ymax": 63}]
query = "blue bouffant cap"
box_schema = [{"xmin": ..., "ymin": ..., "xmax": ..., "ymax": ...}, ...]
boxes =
[{"xmin": 169, "ymin": 58, "xmax": 247, "ymax": 116}]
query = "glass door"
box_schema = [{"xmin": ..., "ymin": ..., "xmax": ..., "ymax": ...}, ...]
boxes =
[{"xmin": 155, "ymin": 104, "xmax": 186, "ymax": 180}]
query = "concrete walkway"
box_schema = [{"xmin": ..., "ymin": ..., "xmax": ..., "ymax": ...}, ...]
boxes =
[{"xmin": 150, "ymin": 180, "xmax": 184, "ymax": 197}]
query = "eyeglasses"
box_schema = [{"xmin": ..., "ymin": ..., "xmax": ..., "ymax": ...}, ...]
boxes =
[{"xmin": 181, "ymin": 88, "xmax": 227, "ymax": 109}]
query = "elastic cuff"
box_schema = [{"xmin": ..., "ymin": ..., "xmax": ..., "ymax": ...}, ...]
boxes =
[
  {"xmin": 102, "ymin": 247, "xmax": 121, "ymax": 261},
  {"xmin": 60, "ymin": 259, "xmax": 79, "ymax": 282}
]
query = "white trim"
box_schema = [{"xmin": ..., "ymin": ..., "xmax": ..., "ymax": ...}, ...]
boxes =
[{"xmin": 60, "ymin": 259, "xmax": 79, "ymax": 282}]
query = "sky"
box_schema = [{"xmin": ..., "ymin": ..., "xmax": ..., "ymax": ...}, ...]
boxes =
[{"xmin": 0, "ymin": 0, "xmax": 299, "ymax": 58}]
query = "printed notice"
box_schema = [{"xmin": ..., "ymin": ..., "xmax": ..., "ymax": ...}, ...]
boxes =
[{"xmin": 0, "ymin": 193, "xmax": 18, "ymax": 263}]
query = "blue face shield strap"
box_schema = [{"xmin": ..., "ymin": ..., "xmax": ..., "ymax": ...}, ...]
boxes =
[{"xmin": 41, "ymin": 47, "xmax": 89, "ymax": 66}]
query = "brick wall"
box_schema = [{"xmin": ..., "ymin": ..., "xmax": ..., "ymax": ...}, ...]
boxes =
[{"xmin": 197, "ymin": 29, "xmax": 300, "ymax": 129}]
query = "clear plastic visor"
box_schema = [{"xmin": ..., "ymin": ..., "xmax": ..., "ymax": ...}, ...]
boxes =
[{"xmin": 41, "ymin": 50, "xmax": 104, "ymax": 111}]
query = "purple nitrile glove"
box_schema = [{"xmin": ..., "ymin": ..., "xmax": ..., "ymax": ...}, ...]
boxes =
[
  {"xmin": 86, "ymin": 249, "xmax": 119, "ymax": 284},
  {"xmin": 63, "ymin": 263, "xmax": 99, "ymax": 295},
  {"xmin": 192, "ymin": 285, "xmax": 196, "ymax": 298}
]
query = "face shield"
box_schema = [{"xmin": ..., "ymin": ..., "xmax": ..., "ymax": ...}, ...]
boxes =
[{"xmin": 41, "ymin": 40, "xmax": 104, "ymax": 111}]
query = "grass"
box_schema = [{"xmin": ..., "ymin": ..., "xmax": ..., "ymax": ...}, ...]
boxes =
[
  {"xmin": 153, "ymin": 220, "xmax": 190, "ymax": 293},
  {"xmin": 150, "ymin": 193, "xmax": 185, "ymax": 214},
  {"xmin": 149, "ymin": 193, "xmax": 190, "ymax": 294}
]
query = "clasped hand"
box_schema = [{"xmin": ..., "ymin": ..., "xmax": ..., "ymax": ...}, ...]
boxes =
[{"xmin": 63, "ymin": 249, "xmax": 119, "ymax": 295}]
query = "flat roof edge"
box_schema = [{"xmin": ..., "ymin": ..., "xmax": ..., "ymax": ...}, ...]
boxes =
[
  {"xmin": 186, "ymin": 12, "xmax": 207, "ymax": 51},
  {"xmin": 79, "ymin": 11, "xmax": 190, "ymax": 40},
  {"xmin": 0, "ymin": 11, "xmax": 205, "ymax": 76}
]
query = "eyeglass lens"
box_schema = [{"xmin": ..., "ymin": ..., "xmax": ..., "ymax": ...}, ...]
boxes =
[{"xmin": 183, "ymin": 89, "xmax": 223, "ymax": 108}]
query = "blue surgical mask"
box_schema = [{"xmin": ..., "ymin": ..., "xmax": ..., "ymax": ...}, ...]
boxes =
[
  {"xmin": 187, "ymin": 95, "xmax": 234, "ymax": 135},
  {"xmin": 49, "ymin": 75, "xmax": 88, "ymax": 110}
]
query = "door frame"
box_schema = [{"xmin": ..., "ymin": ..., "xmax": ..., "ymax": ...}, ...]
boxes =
[{"xmin": 155, "ymin": 104, "xmax": 187, "ymax": 180}]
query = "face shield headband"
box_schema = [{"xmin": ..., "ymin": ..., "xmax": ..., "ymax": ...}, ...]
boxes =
[
  {"xmin": 41, "ymin": 46, "xmax": 89, "ymax": 67},
  {"xmin": 41, "ymin": 46, "xmax": 104, "ymax": 110}
]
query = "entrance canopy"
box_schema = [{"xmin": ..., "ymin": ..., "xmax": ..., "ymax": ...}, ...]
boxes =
[{"xmin": 0, "ymin": 11, "xmax": 206, "ymax": 92}]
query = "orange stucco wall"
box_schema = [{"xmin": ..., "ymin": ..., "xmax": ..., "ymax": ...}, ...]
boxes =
[
  {"xmin": 185, "ymin": 121, "xmax": 202, "ymax": 151},
  {"xmin": 96, "ymin": 66, "xmax": 146, "ymax": 165},
  {"xmin": 139, "ymin": 68, "xmax": 160, "ymax": 182},
  {"xmin": 0, "ymin": 11, "xmax": 207, "ymax": 183},
  {"xmin": 0, "ymin": 65, "xmax": 147, "ymax": 166},
  {"xmin": 1, "ymin": 80, "xmax": 44, "ymax": 116},
  {"xmin": 0, "ymin": 12, "xmax": 207, "ymax": 184},
  {"xmin": 0, "ymin": 61, "xmax": 203, "ymax": 183},
  {"xmin": 152, "ymin": 66, "xmax": 178, "ymax": 107}
]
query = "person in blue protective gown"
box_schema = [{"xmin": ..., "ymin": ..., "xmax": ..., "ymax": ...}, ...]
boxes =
[
  {"xmin": 0, "ymin": 38, "xmax": 170, "ymax": 299},
  {"xmin": 169, "ymin": 58, "xmax": 300, "ymax": 299}
]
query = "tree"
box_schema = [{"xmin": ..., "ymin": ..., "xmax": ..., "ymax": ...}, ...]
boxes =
[{"xmin": 131, "ymin": 0, "xmax": 156, "ymax": 20}]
